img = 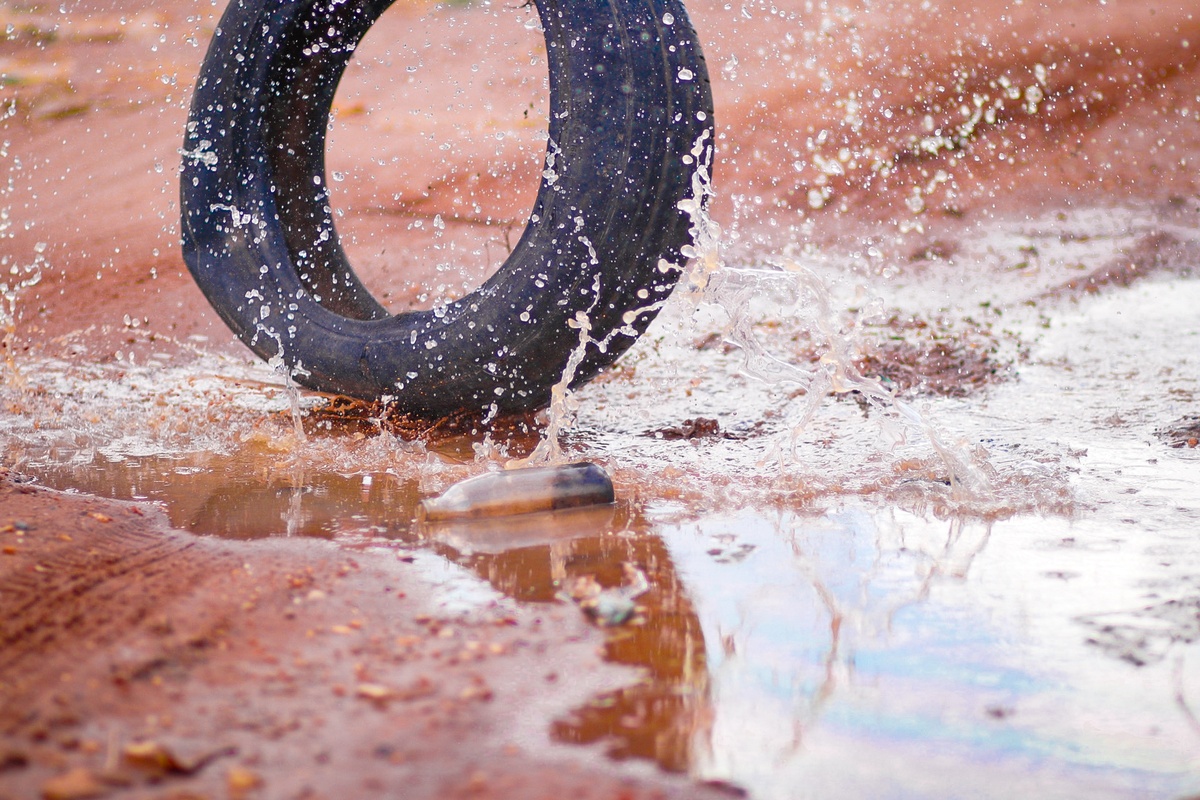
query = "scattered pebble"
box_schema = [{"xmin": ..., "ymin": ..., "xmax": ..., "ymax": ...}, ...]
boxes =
[
  {"xmin": 227, "ymin": 766, "xmax": 262, "ymax": 798},
  {"xmin": 564, "ymin": 563, "xmax": 650, "ymax": 627},
  {"xmin": 41, "ymin": 767, "xmax": 106, "ymax": 800}
]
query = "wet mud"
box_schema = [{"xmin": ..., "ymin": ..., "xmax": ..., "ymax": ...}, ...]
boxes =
[
  {"xmin": 5, "ymin": 0, "xmax": 1200, "ymax": 797},
  {"xmin": 0, "ymin": 470, "xmax": 731, "ymax": 800}
]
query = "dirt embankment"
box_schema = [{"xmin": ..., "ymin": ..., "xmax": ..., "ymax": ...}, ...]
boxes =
[{"xmin": 0, "ymin": 470, "xmax": 733, "ymax": 800}]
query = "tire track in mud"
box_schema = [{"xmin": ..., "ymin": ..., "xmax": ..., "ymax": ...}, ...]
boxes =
[
  {"xmin": 0, "ymin": 514, "xmax": 207, "ymax": 672},
  {"xmin": 0, "ymin": 474, "xmax": 243, "ymax": 740}
]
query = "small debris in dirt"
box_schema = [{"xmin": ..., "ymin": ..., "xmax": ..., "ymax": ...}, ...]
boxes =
[
  {"xmin": 648, "ymin": 417, "xmax": 723, "ymax": 440},
  {"xmin": 0, "ymin": 748, "xmax": 29, "ymax": 771},
  {"xmin": 1156, "ymin": 415, "xmax": 1200, "ymax": 449},
  {"xmin": 458, "ymin": 681, "xmax": 494, "ymax": 703},
  {"xmin": 563, "ymin": 563, "xmax": 650, "ymax": 627},
  {"xmin": 693, "ymin": 332, "xmax": 734, "ymax": 353},
  {"xmin": 122, "ymin": 740, "xmax": 235, "ymax": 777},
  {"xmin": 85, "ymin": 511, "xmax": 112, "ymax": 523},
  {"xmin": 41, "ymin": 767, "xmax": 108, "ymax": 800},
  {"xmin": 1043, "ymin": 571, "xmax": 1080, "ymax": 581},
  {"xmin": 354, "ymin": 677, "xmax": 439, "ymax": 707},
  {"xmin": 226, "ymin": 765, "xmax": 263, "ymax": 799},
  {"xmin": 356, "ymin": 683, "xmax": 393, "ymax": 702}
]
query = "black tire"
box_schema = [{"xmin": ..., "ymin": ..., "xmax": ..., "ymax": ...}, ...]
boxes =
[{"xmin": 181, "ymin": 0, "xmax": 712, "ymax": 416}]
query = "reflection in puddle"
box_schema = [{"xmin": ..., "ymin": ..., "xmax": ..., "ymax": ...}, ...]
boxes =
[
  {"xmin": 21, "ymin": 451, "xmax": 422, "ymax": 539},
  {"xmin": 424, "ymin": 503, "xmax": 618, "ymax": 555},
  {"xmin": 9, "ymin": 438, "xmax": 1200, "ymax": 797},
  {"xmin": 657, "ymin": 509, "xmax": 1193, "ymax": 798}
]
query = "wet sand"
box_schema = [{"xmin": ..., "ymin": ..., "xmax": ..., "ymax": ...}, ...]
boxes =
[{"xmin": 4, "ymin": 0, "xmax": 1200, "ymax": 797}]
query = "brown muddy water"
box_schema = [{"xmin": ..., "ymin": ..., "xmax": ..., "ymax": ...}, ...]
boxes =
[{"xmin": 5, "ymin": 0, "xmax": 1200, "ymax": 796}]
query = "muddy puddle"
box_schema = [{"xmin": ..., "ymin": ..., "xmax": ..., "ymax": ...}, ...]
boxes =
[{"xmin": 4, "ymin": 201, "xmax": 1200, "ymax": 798}]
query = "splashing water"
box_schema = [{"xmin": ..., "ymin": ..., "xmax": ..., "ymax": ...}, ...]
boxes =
[
  {"xmin": 520, "ymin": 130, "xmax": 995, "ymax": 502},
  {"xmin": 1, "ymin": 242, "xmax": 46, "ymax": 388},
  {"xmin": 508, "ymin": 303, "xmax": 595, "ymax": 467},
  {"xmin": 268, "ymin": 344, "xmax": 310, "ymax": 444}
]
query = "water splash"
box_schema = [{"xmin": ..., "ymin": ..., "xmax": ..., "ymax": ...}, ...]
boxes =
[
  {"xmin": 570, "ymin": 131, "xmax": 998, "ymax": 500},
  {"xmin": 1, "ymin": 241, "xmax": 47, "ymax": 388},
  {"xmin": 753, "ymin": 257, "xmax": 994, "ymax": 498},
  {"xmin": 509, "ymin": 272, "xmax": 608, "ymax": 467},
  {"xmin": 508, "ymin": 307, "xmax": 592, "ymax": 467},
  {"xmin": 261, "ymin": 328, "xmax": 310, "ymax": 443}
]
